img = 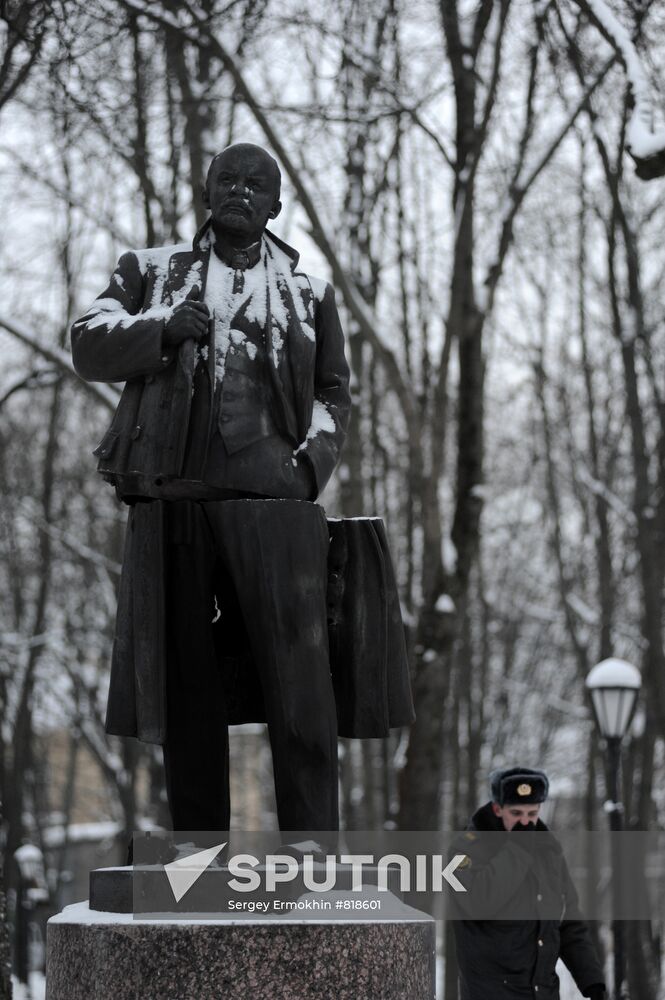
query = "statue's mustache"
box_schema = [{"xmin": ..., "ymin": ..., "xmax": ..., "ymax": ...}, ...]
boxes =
[{"xmin": 220, "ymin": 197, "xmax": 251, "ymax": 212}]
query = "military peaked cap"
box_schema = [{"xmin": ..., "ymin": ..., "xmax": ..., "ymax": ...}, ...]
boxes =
[{"xmin": 489, "ymin": 766, "xmax": 549, "ymax": 806}]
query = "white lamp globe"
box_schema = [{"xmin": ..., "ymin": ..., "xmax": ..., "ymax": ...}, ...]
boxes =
[{"xmin": 586, "ymin": 658, "xmax": 641, "ymax": 740}]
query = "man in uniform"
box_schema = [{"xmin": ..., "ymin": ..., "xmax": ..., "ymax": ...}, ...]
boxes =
[
  {"xmin": 71, "ymin": 143, "xmax": 351, "ymax": 834},
  {"xmin": 452, "ymin": 766, "xmax": 606, "ymax": 1000}
]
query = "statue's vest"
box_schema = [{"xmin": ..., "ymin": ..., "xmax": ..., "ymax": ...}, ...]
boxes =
[
  {"xmin": 218, "ymin": 335, "xmax": 278, "ymax": 454},
  {"xmin": 176, "ymin": 242, "xmax": 305, "ymax": 492}
]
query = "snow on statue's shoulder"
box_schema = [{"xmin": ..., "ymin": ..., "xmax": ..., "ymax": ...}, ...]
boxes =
[
  {"xmin": 86, "ymin": 297, "xmax": 123, "ymax": 314},
  {"xmin": 133, "ymin": 242, "xmax": 190, "ymax": 276},
  {"xmin": 80, "ymin": 297, "xmax": 125, "ymax": 331},
  {"xmin": 264, "ymin": 239, "xmax": 315, "ymax": 341},
  {"xmin": 308, "ymin": 275, "xmax": 329, "ymax": 302}
]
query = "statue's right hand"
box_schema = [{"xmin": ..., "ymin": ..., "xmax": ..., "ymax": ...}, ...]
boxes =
[{"xmin": 163, "ymin": 286, "xmax": 210, "ymax": 346}]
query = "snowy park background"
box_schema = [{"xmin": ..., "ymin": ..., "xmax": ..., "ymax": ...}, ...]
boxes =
[{"xmin": 2, "ymin": 0, "xmax": 665, "ymax": 996}]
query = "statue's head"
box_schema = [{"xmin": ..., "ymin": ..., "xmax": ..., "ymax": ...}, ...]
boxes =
[{"xmin": 203, "ymin": 143, "xmax": 282, "ymax": 245}]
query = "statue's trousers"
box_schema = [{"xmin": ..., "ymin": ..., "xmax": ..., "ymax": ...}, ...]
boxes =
[{"xmin": 161, "ymin": 498, "xmax": 338, "ymax": 832}]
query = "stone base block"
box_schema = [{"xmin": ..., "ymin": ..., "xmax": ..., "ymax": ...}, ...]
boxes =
[
  {"xmin": 47, "ymin": 901, "xmax": 435, "ymax": 1000},
  {"xmin": 89, "ymin": 864, "xmax": 404, "ymax": 914}
]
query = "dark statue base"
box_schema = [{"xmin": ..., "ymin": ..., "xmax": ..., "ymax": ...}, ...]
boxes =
[{"xmin": 46, "ymin": 898, "xmax": 436, "ymax": 1000}]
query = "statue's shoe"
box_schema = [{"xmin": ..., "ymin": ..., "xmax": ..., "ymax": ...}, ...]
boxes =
[{"xmin": 275, "ymin": 840, "xmax": 332, "ymax": 865}]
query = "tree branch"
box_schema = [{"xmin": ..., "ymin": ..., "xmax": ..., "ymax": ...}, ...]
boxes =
[
  {"xmin": 0, "ymin": 313, "xmax": 120, "ymax": 412},
  {"xmin": 481, "ymin": 53, "xmax": 615, "ymax": 316}
]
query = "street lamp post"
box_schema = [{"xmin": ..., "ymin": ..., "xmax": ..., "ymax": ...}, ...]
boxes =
[{"xmin": 586, "ymin": 658, "xmax": 641, "ymax": 1000}]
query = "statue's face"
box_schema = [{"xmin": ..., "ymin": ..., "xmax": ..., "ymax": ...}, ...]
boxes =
[{"xmin": 204, "ymin": 144, "xmax": 281, "ymax": 243}]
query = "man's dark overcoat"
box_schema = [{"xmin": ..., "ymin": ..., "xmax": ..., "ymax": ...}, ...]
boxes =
[
  {"xmin": 71, "ymin": 224, "xmax": 414, "ymax": 745},
  {"xmin": 452, "ymin": 803, "xmax": 604, "ymax": 1000}
]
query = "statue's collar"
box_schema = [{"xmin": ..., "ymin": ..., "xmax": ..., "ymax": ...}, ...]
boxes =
[
  {"xmin": 193, "ymin": 218, "xmax": 300, "ymax": 272},
  {"xmin": 212, "ymin": 236, "xmax": 262, "ymax": 270}
]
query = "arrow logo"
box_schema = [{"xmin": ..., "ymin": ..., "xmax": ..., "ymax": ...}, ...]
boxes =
[{"xmin": 164, "ymin": 842, "xmax": 227, "ymax": 902}]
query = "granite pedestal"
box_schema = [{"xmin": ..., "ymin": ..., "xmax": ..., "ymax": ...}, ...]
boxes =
[{"xmin": 47, "ymin": 900, "xmax": 436, "ymax": 999}]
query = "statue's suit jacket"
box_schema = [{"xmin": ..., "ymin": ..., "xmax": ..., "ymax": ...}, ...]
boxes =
[
  {"xmin": 71, "ymin": 223, "xmax": 415, "ymax": 744},
  {"xmin": 71, "ymin": 222, "xmax": 349, "ymax": 499}
]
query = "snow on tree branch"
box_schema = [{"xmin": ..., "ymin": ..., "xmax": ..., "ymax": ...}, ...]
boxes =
[{"xmin": 575, "ymin": 0, "xmax": 665, "ymax": 178}]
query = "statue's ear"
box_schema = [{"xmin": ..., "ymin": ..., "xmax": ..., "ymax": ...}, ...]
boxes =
[
  {"xmin": 269, "ymin": 199, "xmax": 282, "ymax": 220},
  {"xmin": 202, "ymin": 184, "xmax": 210, "ymax": 210}
]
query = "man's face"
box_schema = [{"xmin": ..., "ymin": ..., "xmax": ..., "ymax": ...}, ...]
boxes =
[
  {"xmin": 492, "ymin": 802, "xmax": 541, "ymax": 831},
  {"xmin": 204, "ymin": 145, "xmax": 281, "ymax": 244}
]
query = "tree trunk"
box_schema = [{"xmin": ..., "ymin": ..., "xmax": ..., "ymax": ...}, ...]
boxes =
[{"xmin": 0, "ymin": 796, "xmax": 11, "ymax": 999}]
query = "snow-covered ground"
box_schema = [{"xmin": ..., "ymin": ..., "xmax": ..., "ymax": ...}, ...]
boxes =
[
  {"xmin": 11, "ymin": 972, "xmax": 46, "ymax": 1000},
  {"xmin": 557, "ymin": 960, "xmax": 581, "ymax": 999}
]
